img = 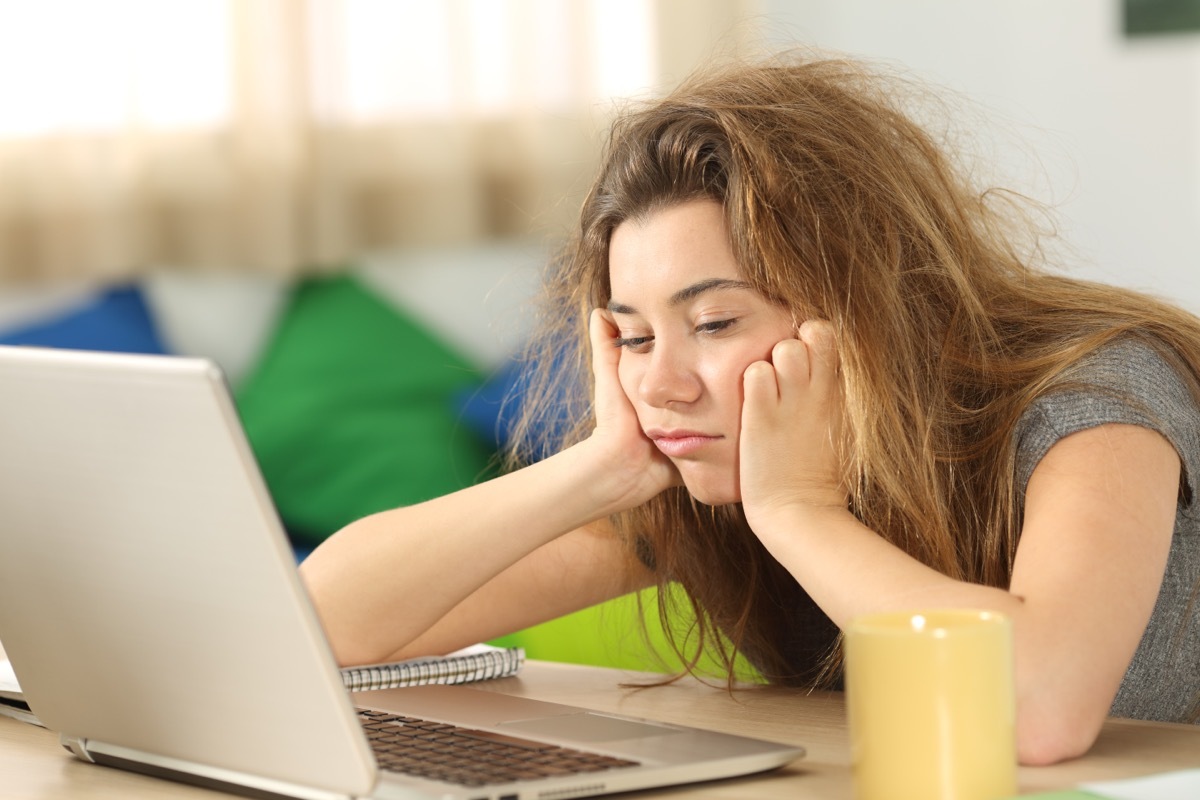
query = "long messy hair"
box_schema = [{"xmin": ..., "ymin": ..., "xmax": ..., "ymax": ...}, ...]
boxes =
[{"xmin": 505, "ymin": 52, "xmax": 1200, "ymax": 687}]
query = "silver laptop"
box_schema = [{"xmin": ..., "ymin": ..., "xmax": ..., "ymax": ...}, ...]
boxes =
[{"xmin": 0, "ymin": 344, "xmax": 802, "ymax": 800}]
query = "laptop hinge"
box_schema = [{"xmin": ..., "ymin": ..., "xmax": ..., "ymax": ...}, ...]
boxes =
[{"xmin": 70, "ymin": 738, "xmax": 359, "ymax": 800}]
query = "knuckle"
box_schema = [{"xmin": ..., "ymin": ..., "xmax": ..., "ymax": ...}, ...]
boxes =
[{"xmin": 744, "ymin": 361, "xmax": 772, "ymax": 382}]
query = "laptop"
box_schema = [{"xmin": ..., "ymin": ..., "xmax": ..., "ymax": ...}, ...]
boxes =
[{"xmin": 0, "ymin": 344, "xmax": 803, "ymax": 800}]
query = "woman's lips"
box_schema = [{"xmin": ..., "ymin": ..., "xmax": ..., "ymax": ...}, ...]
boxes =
[{"xmin": 645, "ymin": 430, "xmax": 723, "ymax": 458}]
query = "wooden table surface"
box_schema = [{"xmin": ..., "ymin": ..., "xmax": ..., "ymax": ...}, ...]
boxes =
[{"xmin": 3, "ymin": 655, "xmax": 1198, "ymax": 799}]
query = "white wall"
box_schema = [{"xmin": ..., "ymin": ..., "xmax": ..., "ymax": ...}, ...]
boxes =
[{"xmin": 759, "ymin": 0, "xmax": 1200, "ymax": 311}]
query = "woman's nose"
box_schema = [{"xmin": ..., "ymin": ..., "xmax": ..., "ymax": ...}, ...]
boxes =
[{"xmin": 637, "ymin": 345, "xmax": 701, "ymax": 408}]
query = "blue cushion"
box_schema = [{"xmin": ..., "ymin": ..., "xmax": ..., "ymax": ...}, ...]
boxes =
[
  {"xmin": 454, "ymin": 359, "xmax": 527, "ymax": 452},
  {"xmin": 454, "ymin": 350, "xmax": 576, "ymax": 460},
  {"xmin": 0, "ymin": 285, "xmax": 168, "ymax": 354}
]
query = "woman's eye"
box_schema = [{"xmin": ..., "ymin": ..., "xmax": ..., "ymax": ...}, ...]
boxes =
[
  {"xmin": 613, "ymin": 335, "xmax": 653, "ymax": 352},
  {"xmin": 696, "ymin": 318, "xmax": 737, "ymax": 335}
]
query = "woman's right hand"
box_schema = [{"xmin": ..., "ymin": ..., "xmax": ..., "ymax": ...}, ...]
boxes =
[{"xmin": 582, "ymin": 308, "xmax": 680, "ymax": 512}]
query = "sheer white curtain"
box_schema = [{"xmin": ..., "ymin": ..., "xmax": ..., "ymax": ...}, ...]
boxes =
[{"xmin": 0, "ymin": 0, "xmax": 760, "ymax": 284}]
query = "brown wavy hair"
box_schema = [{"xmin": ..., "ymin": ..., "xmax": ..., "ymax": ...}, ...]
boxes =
[{"xmin": 504, "ymin": 52, "xmax": 1200, "ymax": 689}]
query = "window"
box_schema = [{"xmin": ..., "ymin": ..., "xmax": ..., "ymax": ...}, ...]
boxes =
[{"xmin": 0, "ymin": 0, "xmax": 755, "ymax": 281}]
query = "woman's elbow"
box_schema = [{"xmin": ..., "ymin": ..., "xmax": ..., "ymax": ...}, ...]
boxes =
[
  {"xmin": 1015, "ymin": 702, "xmax": 1105, "ymax": 765},
  {"xmin": 298, "ymin": 550, "xmax": 386, "ymax": 668}
]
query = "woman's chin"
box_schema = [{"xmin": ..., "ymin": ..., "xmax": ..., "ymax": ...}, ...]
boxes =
[{"xmin": 678, "ymin": 469, "xmax": 741, "ymax": 507}]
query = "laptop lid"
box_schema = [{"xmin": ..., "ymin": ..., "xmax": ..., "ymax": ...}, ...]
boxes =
[
  {"xmin": 0, "ymin": 344, "xmax": 803, "ymax": 800},
  {"xmin": 0, "ymin": 345, "xmax": 377, "ymax": 798}
]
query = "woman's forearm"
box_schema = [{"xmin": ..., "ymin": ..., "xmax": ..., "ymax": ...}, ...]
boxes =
[
  {"xmin": 750, "ymin": 501, "xmax": 1161, "ymax": 766},
  {"xmin": 298, "ymin": 437, "xmax": 638, "ymax": 666}
]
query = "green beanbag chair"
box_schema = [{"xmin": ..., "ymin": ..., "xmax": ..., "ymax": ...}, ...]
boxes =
[{"xmin": 489, "ymin": 583, "xmax": 762, "ymax": 679}]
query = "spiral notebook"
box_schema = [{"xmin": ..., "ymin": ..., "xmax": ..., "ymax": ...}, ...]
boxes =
[
  {"xmin": 0, "ymin": 657, "xmax": 39, "ymax": 726},
  {"xmin": 341, "ymin": 644, "xmax": 524, "ymax": 692}
]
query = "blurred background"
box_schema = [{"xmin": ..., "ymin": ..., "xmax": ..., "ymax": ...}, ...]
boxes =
[
  {"xmin": 2, "ymin": 1, "xmax": 1197, "ymax": 370},
  {"xmin": 0, "ymin": 0, "xmax": 1195, "ymax": 362},
  {"xmin": 0, "ymin": 1, "xmax": 1197, "ymax": 667},
  {"xmin": 0, "ymin": 1, "xmax": 1190, "ymax": 506}
]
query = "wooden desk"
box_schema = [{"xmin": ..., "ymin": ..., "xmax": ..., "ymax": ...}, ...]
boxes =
[{"xmin": 2, "ymin": 660, "xmax": 1198, "ymax": 799}]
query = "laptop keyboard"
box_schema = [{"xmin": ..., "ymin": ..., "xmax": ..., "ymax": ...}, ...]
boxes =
[{"xmin": 358, "ymin": 709, "xmax": 641, "ymax": 788}]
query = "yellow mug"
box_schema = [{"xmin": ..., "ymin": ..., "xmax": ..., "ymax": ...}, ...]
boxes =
[{"xmin": 845, "ymin": 609, "xmax": 1016, "ymax": 800}]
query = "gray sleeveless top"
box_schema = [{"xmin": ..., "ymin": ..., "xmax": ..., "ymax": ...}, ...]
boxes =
[{"xmin": 1013, "ymin": 338, "xmax": 1200, "ymax": 723}]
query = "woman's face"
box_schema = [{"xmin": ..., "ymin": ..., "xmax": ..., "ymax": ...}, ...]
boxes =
[{"xmin": 608, "ymin": 199, "xmax": 795, "ymax": 505}]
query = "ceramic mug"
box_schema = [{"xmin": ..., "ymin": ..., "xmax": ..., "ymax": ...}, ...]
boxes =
[{"xmin": 845, "ymin": 608, "xmax": 1017, "ymax": 800}]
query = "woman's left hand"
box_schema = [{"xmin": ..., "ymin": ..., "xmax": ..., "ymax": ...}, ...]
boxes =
[{"xmin": 739, "ymin": 319, "xmax": 849, "ymax": 536}]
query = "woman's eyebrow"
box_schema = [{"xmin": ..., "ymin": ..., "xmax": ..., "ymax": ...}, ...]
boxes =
[
  {"xmin": 608, "ymin": 278, "xmax": 754, "ymax": 314},
  {"xmin": 670, "ymin": 278, "xmax": 753, "ymax": 305}
]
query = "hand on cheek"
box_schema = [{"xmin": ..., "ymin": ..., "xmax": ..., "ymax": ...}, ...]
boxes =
[
  {"xmin": 587, "ymin": 309, "xmax": 681, "ymax": 504},
  {"xmin": 739, "ymin": 320, "xmax": 848, "ymax": 532}
]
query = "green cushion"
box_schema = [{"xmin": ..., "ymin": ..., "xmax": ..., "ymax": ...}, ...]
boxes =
[{"xmin": 235, "ymin": 274, "xmax": 496, "ymax": 547}]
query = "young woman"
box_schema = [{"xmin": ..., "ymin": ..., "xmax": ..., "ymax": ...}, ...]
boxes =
[{"xmin": 299, "ymin": 53, "xmax": 1200, "ymax": 765}]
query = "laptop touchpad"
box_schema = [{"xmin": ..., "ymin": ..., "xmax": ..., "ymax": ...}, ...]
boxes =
[{"xmin": 499, "ymin": 712, "xmax": 683, "ymax": 743}]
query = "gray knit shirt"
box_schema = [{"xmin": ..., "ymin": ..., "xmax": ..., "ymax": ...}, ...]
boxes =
[{"xmin": 1013, "ymin": 338, "xmax": 1200, "ymax": 723}]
